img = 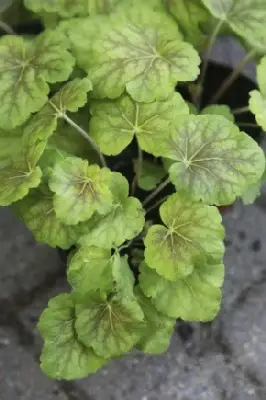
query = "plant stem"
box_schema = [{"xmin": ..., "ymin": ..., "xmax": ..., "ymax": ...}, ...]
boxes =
[
  {"xmin": 131, "ymin": 146, "xmax": 143, "ymax": 195},
  {"xmin": 49, "ymin": 100, "xmax": 107, "ymax": 168},
  {"xmin": 146, "ymin": 195, "xmax": 169, "ymax": 214},
  {"xmin": 196, "ymin": 19, "xmax": 224, "ymax": 108},
  {"xmin": 0, "ymin": 20, "xmax": 15, "ymax": 35},
  {"xmin": 142, "ymin": 178, "xmax": 170, "ymax": 208},
  {"xmin": 209, "ymin": 49, "xmax": 257, "ymax": 105},
  {"xmin": 232, "ymin": 105, "xmax": 250, "ymax": 115},
  {"xmin": 237, "ymin": 122, "xmax": 259, "ymax": 128},
  {"xmin": 63, "ymin": 114, "xmax": 107, "ymax": 168}
]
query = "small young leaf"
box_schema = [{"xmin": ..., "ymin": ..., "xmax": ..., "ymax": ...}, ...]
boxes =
[
  {"xmin": 38, "ymin": 294, "xmax": 106, "ymax": 380},
  {"xmin": 201, "ymin": 105, "xmax": 235, "ymax": 122},
  {"xmin": 75, "ymin": 292, "xmax": 145, "ymax": 358},
  {"xmin": 89, "ymin": 93, "xmax": 189, "ymax": 156},
  {"xmin": 67, "ymin": 246, "xmax": 113, "ymax": 293},
  {"xmin": 135, "ymin": 287, "xmax": 175, "ymax": 354},
  {"xmin": 15, "ymin": 188, "xmax": 78, "ymax": 249},
  {"xmin": 159, "ymin": 115, "xmax": 265, "ymax": 205},
  {"xmin": 0, "ymin": 31, "xmax": 74, "ymax": 130},
  {"xmin": 49, "ymin": 157, "xmax": 113, "ymax": 225},
  {"xmin": 144, "ymin": 193, "xmax": 224, "ymax": 281},
  {"xmin": 78, "ymin": 172, "xmax": 145, "ymax": 248},
  {"xmin": 135, "ymin": 160, "xmax": 166, "ymax": 191},
  {"xmin": 139, "ymin": 259, "xmax": 224, "ymax": 321},
  {"xmin": 87, "ymin": 11, "xmax": 200, "ymax": 102}
]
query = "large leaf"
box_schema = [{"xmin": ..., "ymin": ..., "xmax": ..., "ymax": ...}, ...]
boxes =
[
  {"xmin": 86, "ymin": 9, "xmax": 200, "ymax": 102},
  {"xmin": 250, "ymin": 57, "xmax": 266, "ymax": 131},
  {"xmin": 159, "ymin": 115, "xmax": 265, "ymax": 205},
  {"xmin": 135, "ymin": 287, "xmax": 175, "ymax": 354},
  {"xmin": 89, "ymin": 93, "xmax": 189, "ymax": 156},
  {"xmin": 38, "ymin": 294, "xmax": 106, "ymax": 380},
  {"xmin": 49, "ymin": 157, "xmax": 113, "ymax": 225},
  {"xmin": 201, "ymin": 0, "xmax": 266, "ymax": 48},
  {"xmin": 22, "ymin": 78, "xmax": 93, "ymax": 152},
  {"xmin": 24, "ymin": 0, "xmax": 122, "ymax": 17},
  {"xmin": 78, "ymin": 172, "xmax": 145, "ymax": 248},
  {"xmin": 15, "ymin": 187, "xmax": 78, "ymax": 249},
  {"xmin": 75, "ymin": 292, "xmax": 145, "ymax": 358},
  {"xmin": 144, "ymin": 193, "xmax": 224, "ymax": 281},
  {"xmin": 139, "ymin": 259, "xmax": 224, "ymax": 321},
  {"xmin": 0, "ymin": 31, "xmax": 74, "ymax": 130}
]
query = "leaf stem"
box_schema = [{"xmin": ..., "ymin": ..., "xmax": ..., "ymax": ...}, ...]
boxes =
[
  {"xmin": 237, "ymin": 122, "xmax": 259, "ymax": 128},
  {"xmin": 196, "ymin": 19, "xmax": 224, "ymax": 108},
  {"xmin": 131, "ymin": 146, "xmax": 143, "ymax": 195},
  {"xmin": 232, "ymin": 105, "xmax": 250, "ymax": 115},
  {"xmin": 142, "ymin": 177, "xmax": 170, "ymax": 208},
  {"xmin": 145, "ymin": 195, "xmax": 169, "ymax": 214},
  {"xmin": 49, "ymin": 100, "xmax": 107, "ymax": 168},
  {"xmin": 209, "ymin": 49, "xmax": 257, "ymax": 105},
  {"xmin": 0, "ymin": 20, "xmax": 15, "ymax": 35}
]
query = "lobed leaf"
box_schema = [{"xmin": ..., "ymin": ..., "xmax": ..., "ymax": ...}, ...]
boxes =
[
  {"xmin": 144, "ymin": 193, "xmax": 224, "ymax": 281},
  {"xmin": 38, "ymin": 293, "xmax": 106, "ymax": 380},
  {"xmin": 49, "ymin": 157, "xmax": 113, "ymax": 225},
  {"xmin": 89, "ymin": 93, "xmax": 189, "ymax": 156},
  {"xmin": 75, "ymin": 292, "xmax": 145, "ymax": 358},
  {"xmin": 0, "ymin": 31, "xmax": 74, "ymax": 130},
  {"xmin": 78, "ymin": 172, "xmax": 145, "ymax": 248},
  {"xmin": 139, "ymin": 258, "xmax": 224, "ymax": 321},
  {"xmin": 159, "ymin": 115, "xmax": 265, "ymax": 205}
]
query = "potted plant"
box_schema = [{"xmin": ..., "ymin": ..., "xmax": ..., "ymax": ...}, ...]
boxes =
[{"xmin": 0, "ymin": 0, "xmax": 266, "ymax": 381}]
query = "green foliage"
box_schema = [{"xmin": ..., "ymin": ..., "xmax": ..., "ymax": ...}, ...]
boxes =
[{"xmin": 1, "ymin": 0, "xmax": 265, "ymax": 381}]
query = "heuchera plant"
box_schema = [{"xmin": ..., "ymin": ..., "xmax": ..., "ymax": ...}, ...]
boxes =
[{"xmin": 0, "ymin": 0, "xmax": 266, "ymax": 380}]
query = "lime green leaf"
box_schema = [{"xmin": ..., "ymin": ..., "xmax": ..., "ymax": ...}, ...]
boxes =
[
  {"xmin": 15, "ymin": 188, "xmax": 78, "ymax": 249},
  {"xmin": 135, "ymin": 287, "xmax": 175, "ymax": 354},
  {"xmin": 250, "ymin": 57, "xmax": 266, "ymax": 131},
  {"xmin": 0, "ymin": 150, "xmax": 42, "ymax": 206},
  {"xmin": 139, "ymin": 259, "xmax": 224, "ymax": 321},
  {"xmin": 112, "ymin": 254, "xmax": 135, "ymax": 301},
  {"xmin": 249, "ymin": 91, "xmax": 266, "ymax": 131},
  {"xmin": 144, "ymin": 193, "xmax": 224, "ymax": 281},
  {"xmin": 242, "ymin": 164, "xmax": 266, "ymax": 205},
  {"xmin": 87, "ymin": 12, "xmax": 200, "ymax": 102},
  {"xmin": 89, "ymin": 93, "xmax": 189, "ymax": 156},
  {"xmin": 0, "ymin": 128, "xmax": 22, "ymax": 168},
  {"xmin": 187, "ymin": 101, "xmax": 198, "ymax": 115},
  {"xmin": 201, "ymin": 105, "xmax": 235, "ymax": 122},
  {"xmin": 22, "ymin": 78, "xmax": 93, "ymax": 152},
  {"xmin": 166, "ymin": 0, "xmax": 210, "ymax": 49},
  {"xmin": 75, "ymin": 292, "xmax": 145, "ymax": 358},
  {"xmin": 0, "ymin": 31, "xmax": 74, "ymax": 130},
  {"xmin": 24, "ymin": 0, "xmax": 122, "ymax": 17},
  {"xmin": 159, "ymin": 115, "xmax": 265, "ymax": 205},
  {"xmin": 201, "ymin": 0, "xmax": 266, "ymax": 47},
  {"xmin": 49, "ymin": 157, "xmax": 113, "ymax": 225},
  {"xmin": 78, "ymin": 172, "xmax": 145, "ymax": 248},
  {"xmin": 38, "ymin": 293, "xmax": 106, "ymax": 380},
  {"xmin": 135, "ymin": 160, "xmax": 166, "ymax": 191},
  {"xmin": 67, "ymin": 246, "xmax": 113, "ymax": 293}
]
